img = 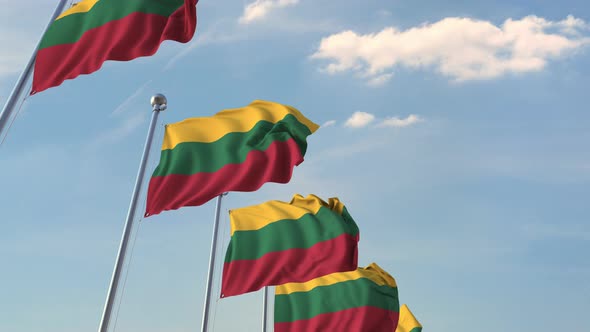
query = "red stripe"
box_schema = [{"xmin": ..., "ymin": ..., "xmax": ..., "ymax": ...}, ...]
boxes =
[
  {"xmin": 145, "ymin": 139, "xmax": 304, "ymax": 217},
  {"xmin": 221, "ymin": 233, "xmax": 359, "ymax": 298},
  {"xmin": 275, "ymin": 306, "xmax": 399, "ymax": 332},
  {"xmin": 31, "ymin": 1, "xmax": 196, "ymax": 94}
]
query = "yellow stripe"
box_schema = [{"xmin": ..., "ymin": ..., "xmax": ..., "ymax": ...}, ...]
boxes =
[
  {"xmin": 161, "ymin": 100, "xmax": 319, "ymax": 151},
  {"xmin": 395, "ymin": 304, "xmax": 422, "ymax": 332},
  {"xmin": 276, "ymin": 263, "xmax": 397, "ymax": 295},
  {"xmin": 229, "ymin": 194, "xmax": 344, "ymax": 236},
  {"xmin": 56, "ymin": 0, "xmax": 101, "ymax": 21}
]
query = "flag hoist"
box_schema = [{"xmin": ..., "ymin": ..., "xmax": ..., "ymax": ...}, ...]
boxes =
[
  {"xmin": 142, "ymin": 100, "xmax": 319, "ymax": 332},
  {"xmin": 97, "ymin": 94, "xmax": 167, "ymax": 332}
]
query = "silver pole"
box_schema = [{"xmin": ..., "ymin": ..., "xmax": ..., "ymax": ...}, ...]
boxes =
[
  {"xmin": 98, "ymin": 94, "xmax": 168, "ymax": 332},
  {"xmin": 0, "ymin": 0, "xmax": 69, "ymax": 138},
  {"xmin": 201, "ymin": 193, "xmax": 226, "ymax": 332},
  {"xmin": 262, "ymin": 287, "xmax": 269, "ymax": 332}
]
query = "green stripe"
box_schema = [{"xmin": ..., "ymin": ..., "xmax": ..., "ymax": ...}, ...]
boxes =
[
  {"xmin": 40, "ymin": 0, "xmax": 185, "ymax": 49},
  {"xmin": 274, "ymin": 278, "xmax": 399, "ymax": 323},
  {"xmin": 152, "ymin": 114, "xmax": 312, "ymax": 177},
  {"xmin": 225, "ymin": 206, "xmax": 359, "ymax": 262},
  {"xmin": 409, "ymin": 328, "xmax": 423, "ymax": 332}
]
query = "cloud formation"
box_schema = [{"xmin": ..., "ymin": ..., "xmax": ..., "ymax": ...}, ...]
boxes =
[
  {"xmin": 345, "ymin": 111, "xmax": 375, "ymax": 128},
  {"xmin": 379, "ymin": 114, "xmax": 423, "ymax": 128},
  {"xmin": 311, "ymin": 15, "xmax": 589, "ymax": 84},
  {"xmin": 239, "ymin": 0, "xmax": 299, "ymax": 24},
  {"xmin": 345, "ymin": 112, "xmax": 423, "ymax": 128}
]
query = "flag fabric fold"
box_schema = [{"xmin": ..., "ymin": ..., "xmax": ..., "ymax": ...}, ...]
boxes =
[
  {"xmin": 145, "ymin": 100, "xmax": 319, "ymax": 217},
  {"xmin": 32, "ymin": 0, "xmax": 198, "ymax": 94},
  {"xmin": 221, "ymin": 194, "xmax": 359, "ymax": 298},
  {"xmin": 274, "ymin": 263, "xmax": 400, "ymax": 332},
  {"xmin": 396, "ymin": 304, "xmax": 423, "ymax": 332}
]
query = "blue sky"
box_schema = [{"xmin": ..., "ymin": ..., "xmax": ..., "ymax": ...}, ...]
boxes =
[{"xmin": 1, "ymin": 0, "xmax": 589, "ymax": 331}]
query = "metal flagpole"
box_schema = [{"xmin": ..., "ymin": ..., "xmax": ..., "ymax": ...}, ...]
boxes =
[
  {"xmin": 262, "ymin": 287, "xmax": 269, "ymax": 332},
  {"xmin": 201, "ymin": 193, "xmax": 227, "ymax": 332},
  {"xmin": 0, "ymin": 0, "xmax": 69, "ymax": 139},
  {"xmin": 97, "ymin": 94, "xmax": 167, "ymax": 332}
]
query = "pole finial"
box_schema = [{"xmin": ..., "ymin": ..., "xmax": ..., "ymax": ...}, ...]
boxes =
[{"xmin": 150, "ymin": 94, "xmax": 167, "ymax": 112}]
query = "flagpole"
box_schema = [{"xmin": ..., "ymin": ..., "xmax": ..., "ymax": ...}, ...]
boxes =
[
  {"xmin": 262, "ymin": 287, "xmax": 269, "ymax": 332},
  {"xmin": 97, "ymin": 94, "xmax": 167, "ymax": 332},
  {"xmin": 0, "ymin": 0, "xmax": 69, "ymax": 139},
  {"xmin": 201, "ymin": 193, "xmax": 226, "ymax": 332}
]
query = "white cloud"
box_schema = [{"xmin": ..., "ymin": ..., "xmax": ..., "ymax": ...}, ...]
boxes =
[
  {"xmin": 557, "ymin": 15, "xmax": 588, "ymax": 35},
  {"xmin": 311, "ymin": 15, "xmax": 590, "ymax": 84},
  {"xmin": 322, "ymin": 120, "xmax": 336, "ymax": 127},
  {"xmin": 345, "ymin": 111, "xmax": 375, "ymax": 128},
  {"xmin": 379, "ymin": 114, "xmax": 423, "ymax": 128},
  {"xmin": 239, "ymin": 0, "xmax": 299, "ymax": 24},
  {"xmin": 342, "ymin": 112, "xmax": 423, "ymax": 130},
  {"xmin": 163, "ymin": 11, "xmax": 336, "ymax": 71}
]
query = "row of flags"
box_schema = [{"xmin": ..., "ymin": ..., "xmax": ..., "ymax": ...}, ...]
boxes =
[
  {"xmin": 141, "ymin": 99, "xmax": 422, "ymax": 330},
  {"xmin": 224, "ymin": 194, "xmax": 422, "ymax": 331},
  {"xmin": 29, "ymin": 1, "xmax": 424, "ymax": 330}
]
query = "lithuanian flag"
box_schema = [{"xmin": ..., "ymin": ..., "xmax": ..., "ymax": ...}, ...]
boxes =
[
  {"xmin": 221, "ymin": 194, "xmax": 359, "ymax": 298},
  {"xmin": 396, "ymin": 304, "xmax": 423, "ymax": 332},
  {"xmin": 32, "ymin": 0, "xmax": 197, "ymax": 94},
  {"xmin": 274, "ymin": 263, "xmax": 400, "ymax": 332},
  {"xmin": 145, "ymin": 100, "xmax": 319, "ymax": 217}
]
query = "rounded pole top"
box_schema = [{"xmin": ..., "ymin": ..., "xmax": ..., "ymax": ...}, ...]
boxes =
[{"xmin": 150, "ymin": 93, "xmax": 167, "ymax": 111}]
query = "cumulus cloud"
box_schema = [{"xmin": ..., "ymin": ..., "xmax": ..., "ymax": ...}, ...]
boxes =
[
  {"xmin": 311, "ymin": 15, "xmax": 590, "ymax": 84},
  {"xmin": 379, "ymin": 114, "xmax": 423, "ymax": 128},
  {"xmin": 345, "ymin": 111, "xmax": 375, "ymax": 128},
  {"xmin": 557, "ymin": 15, "xmax": 588, "ymax": 35},
  {"xmin": 239, "ymin": 0, "xmax": 299, "ymax": 24}
]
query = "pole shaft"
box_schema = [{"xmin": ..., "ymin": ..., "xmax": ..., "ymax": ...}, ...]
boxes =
[
  {"xmin": 0, "ymin": 0, "xmax": 69, "ymax": 138},
  {"xmin": 262, "ymin": 287, "xmax": 269, "ymax": 332},
  {"xmin": 201, "ymin": 194, "xmax": 225, "ymax": 332},
  {"xmin": 98, "ymin": 106, "xmax": 162, "ymax": 332}
]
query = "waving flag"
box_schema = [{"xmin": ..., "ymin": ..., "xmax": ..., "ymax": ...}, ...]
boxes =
[
  {"xmin": 396, "ymin": 304, "xmax": 423, "ymax": 332},
  {"xmin": 274, "ymin": 263, "xmax": 400, "ymax": 332},
  {"xmin": 32, "ymin": 0, "xmax": 198, "ymax": 94},
  {"xmin": 221, "ymin": 194, "xmax": 359, "ymax": 297},
  {"xmin": 145, "ymin": 100, "xmax": 318, "ymax": 217}
]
